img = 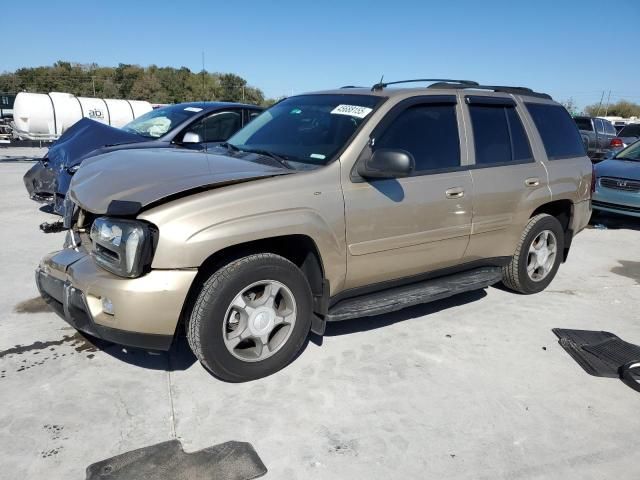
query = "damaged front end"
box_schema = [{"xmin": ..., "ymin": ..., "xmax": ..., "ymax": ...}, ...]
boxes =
[{"xmin": 23, "ymin": 158, "xmax": 57, "ymax": 204}]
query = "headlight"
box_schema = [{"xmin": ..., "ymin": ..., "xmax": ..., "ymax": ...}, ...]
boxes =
[{"xmin": 90, "ymin": 217, "xmax": 156, "ymax": 278}]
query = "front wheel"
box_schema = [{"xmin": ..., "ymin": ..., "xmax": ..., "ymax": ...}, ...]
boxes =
[
  {"xmin": 502, "ymin": 214, "xmax": 565, "ymax": 294},
  {"xmin": 187, "ymin": 253, "xmax": 312, "ymax": 382}
]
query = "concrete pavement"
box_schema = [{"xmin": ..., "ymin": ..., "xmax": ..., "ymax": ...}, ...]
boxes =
[{"xmin": 1, "ymin": 158, "xmax": 639, "ymax": 479}]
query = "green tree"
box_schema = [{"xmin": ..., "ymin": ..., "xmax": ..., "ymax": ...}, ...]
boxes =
[
  {"xmin": 585, "ymin": 100, "xmax": 640, "ymax": 118},
  {"xmin": 0, "ymin": 61, "xmax": 267, "ymax": 105}
]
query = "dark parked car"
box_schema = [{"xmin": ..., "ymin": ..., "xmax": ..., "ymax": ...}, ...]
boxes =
[
  {"xmin": 616, "ymin": 123, "xmax": 640, "ymax": 150},
  {"xmin": 24, "ymin": 102, "xmax": 263, "ymax": 215},
  {"xmin": 574, "ymin": 116, "xmax": 618, "ymax": 162}
]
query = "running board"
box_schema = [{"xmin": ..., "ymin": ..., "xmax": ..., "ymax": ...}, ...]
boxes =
[{"xmin": 326, "ymin": 267, "xmax": 503, "ymax": 322}]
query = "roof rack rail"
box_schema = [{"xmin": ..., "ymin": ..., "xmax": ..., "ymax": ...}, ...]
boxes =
[
  {"xmin": 371, "ymin": 79, "xmax": 479, "ymax": 91},
  {"xmin": 340, "ymin": 85, "xmax": 365, "ymax": 89},
  {"xmin": 427, "ymin": 82, "xmax": 552, "ymax": 100}
]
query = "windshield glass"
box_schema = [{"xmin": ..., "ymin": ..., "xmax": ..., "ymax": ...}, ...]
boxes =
[
  {"xmin": 618, "ymin": 123, "xmax": 640, "ymax": 138},
  {"xmin": 227, "ymin": 94, "xmax": 384, "ymax": 166},
  {"xmin": 122, "ymin": 104, "xmax": 202, "ymax": 138},
  {"xmin": 615, "ymin": 140, "xmax": 640, "ymax": 161}
]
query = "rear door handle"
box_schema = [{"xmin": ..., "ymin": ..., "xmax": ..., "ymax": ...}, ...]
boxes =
[
  {"xmin": 445, "ymin": 187, "xmax": 465, "ymax": 199},
  {"xmin": 525, "ymin": 177, "xmax": 540, "ymax": 187}
]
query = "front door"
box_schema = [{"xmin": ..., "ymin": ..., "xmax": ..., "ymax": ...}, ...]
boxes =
[{"xmin": 342, "ymin": 97, "xmax": 473, "ymax": 290}]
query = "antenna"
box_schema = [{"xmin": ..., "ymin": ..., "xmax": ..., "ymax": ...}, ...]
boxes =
[{"xmin": 371, "ymin": 74, "xmax": 384, "ymax": 91}]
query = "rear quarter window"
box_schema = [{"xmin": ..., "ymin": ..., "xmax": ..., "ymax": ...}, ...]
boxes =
[{"xmin": 526, "ymin": 104, "xmax": 586, "ymax": 160}]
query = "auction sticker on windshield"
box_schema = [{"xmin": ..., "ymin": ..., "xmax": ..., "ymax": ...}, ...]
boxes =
[
  {"xmin": 331, "ymin": 104, "xmax": 373, "ymax": 119},
  {"xmin": 184, "ymin": 107, "xmax": 203, "ymax": 112}
]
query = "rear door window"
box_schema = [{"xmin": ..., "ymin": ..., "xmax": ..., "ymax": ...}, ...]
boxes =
[
  {"xmin": 595, "ymin": 118, "xmax": 605, "ymax": 134},
  {"xmin": 604, "ymin": 121, "xmax": 617, "ymax": 135},
  {"xmin": 525, "ymin": 103, "xmax": 586, "ymax": 160},
  {"xmin": 375, "ymin": 103, "xmax": 460, "ymax": 173},
  {"xmin": 468, "ymin": 103, "xmax": 533, "ymax": 166}
]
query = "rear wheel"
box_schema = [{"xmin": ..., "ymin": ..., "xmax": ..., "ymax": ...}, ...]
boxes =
[
  {"xmin": 187, "ymin": 253, "xmax": 312, "ymax": 382},
  {"xmin": 502, "ymin": 214, "xmax": 565, "ymax": 294}
]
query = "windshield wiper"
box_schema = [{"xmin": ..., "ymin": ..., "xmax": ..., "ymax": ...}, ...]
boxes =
[
  {"xmin": 238, "ymin": 147, "xmax": 293, "ymax": 169},
  {"xmin": 219, "ymin": 142, "xmax": 240, "ymax": 152},
  {"xmin": 219, "ymin": 143, "xmax": 293, "ymax": 169}
]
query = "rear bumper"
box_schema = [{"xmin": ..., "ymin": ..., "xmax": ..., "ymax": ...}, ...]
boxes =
[{"xmin": 36, "ymin": 249, "xmax": 197, "ymax": 351}]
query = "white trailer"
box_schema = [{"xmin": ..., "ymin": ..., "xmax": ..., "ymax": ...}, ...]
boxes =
[{"xmin": 12, "ymin": 92, "xmax": 152, "ymax": 141}]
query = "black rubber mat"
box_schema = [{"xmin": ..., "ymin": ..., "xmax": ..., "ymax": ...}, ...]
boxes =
[
  {"xmin": 553, "ymin": 329, "xmax": 640, "ymax": 393},
  {"xmin": 86, "ymin": 440, "xmax": 267, "ymax": 480},
  {"xmin": 552, "ymin": 328, "xmax": 620, "ymax": 377}
]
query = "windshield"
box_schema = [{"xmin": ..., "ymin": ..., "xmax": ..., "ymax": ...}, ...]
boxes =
[
  {"xmin": 618, "ymin": 123, "xmax": 640, "ymax": 138},
  {"xmin": 615, "ymin": 140, "xmax": 640, "ymax": 161},
  {"xmin": 122, "ymin": 104, "xmax": 202, "ymax": 138},
  {"xmin": 227, "ymin": 94, "xmax": 384, "ymax": 166}
]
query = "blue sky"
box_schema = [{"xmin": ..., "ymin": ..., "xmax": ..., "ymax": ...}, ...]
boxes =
[{"xmin": 3, "ymin": 0, "xmax": 639, "ymax": 108}]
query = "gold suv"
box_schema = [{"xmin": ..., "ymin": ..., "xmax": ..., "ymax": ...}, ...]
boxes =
[{"xmin": 36, "ymin": 79, "xmax": 593, "ymax": 381}]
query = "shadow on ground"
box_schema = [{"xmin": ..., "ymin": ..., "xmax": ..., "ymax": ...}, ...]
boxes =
[
  {"xmin": 589, "ymin": 211, "xmax": 640, "ymax": 231},
  {"xmin": 96, "ymin": 335, "xmax": 197, "ymax": 372}
]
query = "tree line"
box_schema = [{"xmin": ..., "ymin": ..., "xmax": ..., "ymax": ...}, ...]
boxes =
[
  {"xmin": 563, "ymin": 97, "xmax": 640, "ymax": 118},
  {"xmin": 0, "ymin": 61, "xmax": 277, "ymax": 106}
]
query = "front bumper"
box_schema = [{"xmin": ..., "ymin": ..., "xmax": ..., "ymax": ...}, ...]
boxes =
[
  {"xmin": 23, "ymin": 161, "xmax": 56, "ymax": 203},
  {"xmin": 593, "ymin": 186, "xmax": 640, "ymax": 218},
  {"xmin": 36, "ymin": 249, "xmax": 197, "ymax": 351}
]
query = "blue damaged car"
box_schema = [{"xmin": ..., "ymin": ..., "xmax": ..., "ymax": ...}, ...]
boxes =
[
  {"xmin": 23, "ymin": 102, "xmax": 262, "ymax": 216},
  {"xmin": 592, "ymin": 140, "xmax": 640, "ymax": 218}
]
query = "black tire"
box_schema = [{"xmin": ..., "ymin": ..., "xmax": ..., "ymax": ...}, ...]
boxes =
[
  {"xmin": 187, "ymin": 253, "xmax": 312, "ymax": 382},
  {"xmin": 501, "ymin": 214, "xmax": 565, "ymax": 294}
]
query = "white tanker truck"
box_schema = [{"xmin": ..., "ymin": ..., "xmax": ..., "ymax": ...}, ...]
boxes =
[{"xmin": 12, "ymin": 92, "xmax": 152, "ymax": 141}]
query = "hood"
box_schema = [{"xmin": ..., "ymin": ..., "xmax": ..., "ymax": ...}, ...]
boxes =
[
  {"xmin": 69, "ymin": 148, "xmax": 290, "ymax": 214},
  {"xmin": 595, "ymin": 158, "xmax": 640, "ymax": 181},
  {"xmin": 46, "ymin": 118, "xmax": 145, "ymax": 171}
]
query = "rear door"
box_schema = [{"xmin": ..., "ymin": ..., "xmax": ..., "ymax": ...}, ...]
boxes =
[
  {"xmin": 523, "ymin": 102, "xmax": 592, "ymax": 232},
  {"xmin": 594, "ymin": 118, "xmax": 606, "ymax": 151},
  {"xmin": 461, "ymin": 95, "xmax": 550, "ymax": 261},
  {"xmin": 343, "ymin": 96, "xmax": 473, "ymax": 289}
]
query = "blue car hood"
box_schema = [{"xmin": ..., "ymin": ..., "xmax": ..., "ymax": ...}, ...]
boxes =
[
  {"xmin": 595, "ymin": 159, "xmax": 640, "ymax": 181},
  {"xmin": 46, "ymin": 118, "xmax": 145, "ymax": 171}
]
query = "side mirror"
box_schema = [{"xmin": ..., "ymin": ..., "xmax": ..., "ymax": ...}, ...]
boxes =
[
  {"xmin": 357, "ymin": 148, "xmax": 415, "ymax": 179},
  {"xmin": 182, "ymin": 131, "xmax": 203, "ymax": 144}
]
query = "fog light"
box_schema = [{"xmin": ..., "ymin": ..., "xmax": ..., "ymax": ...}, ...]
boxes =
[{"xmin": 102, "ymin": 297, "xmax": 115, "ymax": 315}]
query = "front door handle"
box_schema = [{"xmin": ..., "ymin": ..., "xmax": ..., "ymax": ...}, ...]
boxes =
[
  {"xmin": 445, "ymin": 187, "xmax": 465, "ymax": 199},
  {"xmin": 525, "ymin": 177, "xmax": 540, "ymax": 187}
]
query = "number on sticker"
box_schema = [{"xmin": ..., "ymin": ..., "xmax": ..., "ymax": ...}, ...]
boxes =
[{"xmin": 330, "ymin": 104, "xmax": 373, "ymax": 119}]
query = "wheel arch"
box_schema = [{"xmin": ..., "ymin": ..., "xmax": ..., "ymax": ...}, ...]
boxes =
[
  {"xmin": 178, "ymin": 234, "xmax": 329, "ymax": 333},
  {"xmin": 530, "ymin": 199, "xmax": 574, "ymax": 262}
]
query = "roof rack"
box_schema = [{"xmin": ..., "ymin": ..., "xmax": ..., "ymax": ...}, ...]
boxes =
[
  {"xmin": 371, "ymin": 78, "xmax": 479, "ymax": 91},
  {"xmin": 340, "ymin": 85, "xmax": 365, "ymax": 89},
  {"xmin": 427, "ymin": 82, "xmax": 552, "ymax": 100}
]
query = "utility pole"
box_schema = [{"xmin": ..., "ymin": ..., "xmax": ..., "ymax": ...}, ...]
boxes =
[
  {"xmin": 92, "ymin": 76, "xmax": 96, "ymax": 97},
  {"xmin": 201, "ymin": 51, "xmax": 206, "ymax": 101},
  {"xmin": 595, "ymin": 91, "xmax": 605, "ymax": 117},
  {"xmin": 604, "ymin": 90, "xmax": 611, "ymax": 116}
]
